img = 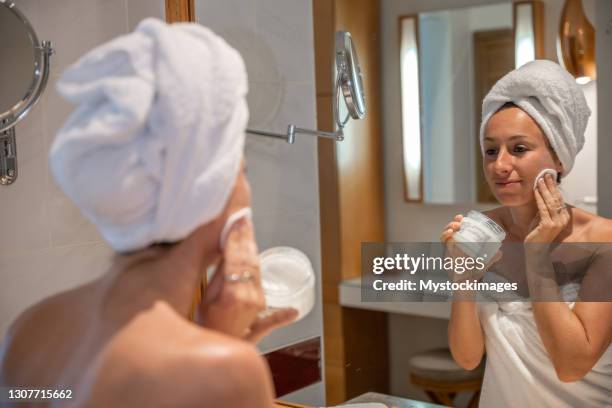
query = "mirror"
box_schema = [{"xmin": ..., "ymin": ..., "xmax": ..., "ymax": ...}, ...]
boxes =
[
  {"xmin": 335, "ymin": 31, "xmax": 366, "ymax": 123},
  {"xmin": 0, "ymin": 0, "xmax": 53, "ymax": 185},
  {"xmin": 246, "ymin": 30, "xmax": 366, "ymax": 143},
  {"xmin": 398, "ymin": 2, "xmax": 524, "ymax": 203}
]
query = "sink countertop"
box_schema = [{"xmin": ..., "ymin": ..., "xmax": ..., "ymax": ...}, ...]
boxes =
[
  {"xmin": 346, "ymin": 391, "xmax": 449, "ymax": 407},
  {"xmin": 339, "ymin": 278, "xmax": 451, "ymax": 320}
]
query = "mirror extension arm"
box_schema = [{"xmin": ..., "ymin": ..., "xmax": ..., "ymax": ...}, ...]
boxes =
[
  {"xmin": 247, "ymin": 31, "xmax": 364, "ymax": 144},
  {"xmin": 246, "ymin": 72, "xmax": 348, "ymax": 144},
  {"xmin": 247, "ymin": 125, "xmax": 343, "ymax": 144}
]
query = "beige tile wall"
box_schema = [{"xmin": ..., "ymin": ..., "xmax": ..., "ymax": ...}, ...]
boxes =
[{"xmin": 0, "ymin": 0, "xmax": 164, "ymax": 338}]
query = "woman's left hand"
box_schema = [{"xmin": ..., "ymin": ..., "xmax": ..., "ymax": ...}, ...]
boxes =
[{"xmin": 525, "ymin": 173, "xmax": 570, "ymax": 244}]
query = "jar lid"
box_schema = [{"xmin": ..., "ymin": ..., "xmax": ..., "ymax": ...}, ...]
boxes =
[{"xmin": 464, "ymin": 210, "xmax": 506, "ymax": 240}]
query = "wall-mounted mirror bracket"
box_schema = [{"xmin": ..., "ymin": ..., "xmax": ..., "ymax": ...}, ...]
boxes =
[
  {"xmin": 246, "ymin": 31, "xmax": 364, "ymax": 144},
  {"xmin": 0, "ymin": 117, "xmax": 17, "ymax": 185},
  {"xmin": 1, "ymin": 0, "xmax": 54, "ymax": 185},
  {"xmin": 0, "ymin": 39, "xmax": 53, "ymax": 185}
]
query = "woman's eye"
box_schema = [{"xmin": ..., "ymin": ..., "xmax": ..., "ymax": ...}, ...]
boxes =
[
  {"xmin": 514, "ymin": 145, "xmax": 528, "ymax": 153},
  {"xmin": 485, "ymin": 148, "xmax": 497, "ymax": 156}
]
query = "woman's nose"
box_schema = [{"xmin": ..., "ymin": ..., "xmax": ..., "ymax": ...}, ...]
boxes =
[{"xmin": 493, "ymin": 150, "xmax": 513, "ymax": 174}]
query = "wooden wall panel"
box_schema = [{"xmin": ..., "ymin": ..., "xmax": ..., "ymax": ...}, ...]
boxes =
[
  {"xmin": 314, "ymin": 0, "xmax": 388, "ymax": 404},
  {"xmin": 165, "ymin": 0, "xmax": 195, "ymax": 23},
  {"xmin": 334, "ymin": 0, "xmax": 385, "ymax": 279}
]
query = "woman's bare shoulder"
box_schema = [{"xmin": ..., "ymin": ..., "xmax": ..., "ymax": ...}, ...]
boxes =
[
  {"xmin": 572, "ymin": 208, "xmax": 612, "ymax": 242},
  {"xmin": 482, "ymin": 206, "xmax": 507, "ymax": 225},
  {"xmin": 0, "ymin": 283, "xmax": 97, "ymax": 386},
  {"xmin": 89, "ymin": 303, "xmax": 273, "ymax": 407}
]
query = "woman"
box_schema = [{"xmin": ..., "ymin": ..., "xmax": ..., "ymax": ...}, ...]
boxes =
[
  {"xmin": 442, "ymin": 60, "xmax": 612, "ymax": 407},
  {"xmin": 0, "ymin": 19, "xmax": 296, "ymax": 407}
]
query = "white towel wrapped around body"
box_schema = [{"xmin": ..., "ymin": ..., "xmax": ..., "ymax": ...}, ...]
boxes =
[
  {"xmin": 480, "ymin": 60, "xmax": 591, "ymax": 176},
  {"xmin": 50, "ymin": 18, "xmax": 248, "ymax": 252},
  {"xmin": 478, "ymin": 300, "xmax": 612, "ymax": 408}
]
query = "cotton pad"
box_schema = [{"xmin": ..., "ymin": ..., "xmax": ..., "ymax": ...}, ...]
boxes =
[
  {"xmin": 533, "ymin": 169, "xmax": 558, "ymax": 190},
  {"xmin": 219, "ymin": 207, "xmax": 252, "ymax": 249}
]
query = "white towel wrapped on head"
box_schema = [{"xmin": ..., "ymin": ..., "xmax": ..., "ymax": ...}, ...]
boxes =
[
  {"xmin": 50, "ymin": 18, "xmax": 249, "ymax": 252},
  {"xmin": 480, "ymin": 60, "xmax": 591, "ymax": 177}
]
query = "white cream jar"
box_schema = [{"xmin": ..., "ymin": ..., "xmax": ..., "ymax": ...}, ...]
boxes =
[
  {"xmin": 453, "ymin": 210, "xmax": 506, "ymax": 261},
  {"xmin": 259, "ymin": 246, "xmax": 315, "ymax": 321}
]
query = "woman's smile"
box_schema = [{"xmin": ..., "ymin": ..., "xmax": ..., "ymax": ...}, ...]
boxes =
[{"xmin": 495, "ymin": 179, "xmax": 522, "ymax": 189}]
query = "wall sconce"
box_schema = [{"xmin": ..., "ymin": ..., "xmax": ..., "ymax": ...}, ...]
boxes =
[
  {"xmin": 557, "ymin": 0, "xmax": 596, "ymax": 84},
  {"xmin": 513, "ymin": 1, "xmax": 544, "ymax": 69},
  {"xmin": 398, "ymin": 15, "xmax": 423, "ymax": 202}
]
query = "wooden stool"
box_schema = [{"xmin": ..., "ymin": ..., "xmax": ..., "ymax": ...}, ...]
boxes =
[{"xmin": 408, "ymin": 348, "xmax": 484, "ymax": 408}]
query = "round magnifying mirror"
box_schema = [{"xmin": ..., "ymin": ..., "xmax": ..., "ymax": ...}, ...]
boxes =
[
  {"xmin": 0, "ymin": 1, "xmax": 53, "ymax": 132},
  {"xmin": 335, "ymin": 31, "xmax": 366, "ymax": 121}
]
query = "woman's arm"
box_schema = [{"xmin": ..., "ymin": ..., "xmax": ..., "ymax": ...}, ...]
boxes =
[
  {"xmin": 526, "ymin": 249, "xmax": 612, "ymax": 382},
  {"xmin": 448, "ymin": 300, "xmax": 486, "ymax": 370},
  {"xmin": 525, "ymin": 176, "xmax": 612, "ymax": 382},
  {"xmin": 531, "ymin": 301, "xmax": 612, "ymax": 382},
  {"xmin": 442, "ymin": 215, "xmax": 486, "ymax": 370}
]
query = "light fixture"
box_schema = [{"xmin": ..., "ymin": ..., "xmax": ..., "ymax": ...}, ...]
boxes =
[
  {"xmin": 513, "ymin": 1, "xmax": 544, "ymax": 69},
  {"xmin": 399, "ymin": 15, "xmax": 423, "ymax": 202},
  {"xmin": 557, "ymin": 0, "xmax": 596, "ymax": 83}
]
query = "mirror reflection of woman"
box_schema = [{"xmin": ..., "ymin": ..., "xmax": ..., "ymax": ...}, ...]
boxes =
[
  {"xmin": 0, "ymin": 19, "xmax": 297, "ymax": 407},
  {"xmin": 442, "ymin": 61, "xmax": 612, "ymax": 407}
]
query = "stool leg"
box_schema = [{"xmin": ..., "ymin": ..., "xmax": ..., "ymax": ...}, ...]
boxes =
[
  {"xmin": 468, "ymin": 389, "xmax": 481, "ymax": 408},
  {"xmin": 426, "ymin": 390, "xmax": 456, "ymax": 406},
  {"xmin": 425, "ymin": 391, "xmax": 443, "ymax": 405}
]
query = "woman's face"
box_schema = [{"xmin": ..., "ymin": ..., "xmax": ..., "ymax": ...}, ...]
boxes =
[
  {"xmin": 483, "ymin": 107, "xmax": 562, "ymax": 206},
  {"xmin": 203, "ymin": 158, "xmax": 253, "ymax": 255},
  {"xmin": 225, "ymin": 160, "xmax": 252, "ymax": 215}
]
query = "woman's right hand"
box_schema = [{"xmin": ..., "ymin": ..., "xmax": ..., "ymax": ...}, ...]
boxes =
[
  {"xmin": 440, "ymin": 214, "xmax": 477, "ymax": 282},
  {"xmin": 440, "ymin": 214, "xmax": 464, "ymax": 243}
]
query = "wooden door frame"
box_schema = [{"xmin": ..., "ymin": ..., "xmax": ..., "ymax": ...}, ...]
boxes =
[{"xmin": 165, "ymin": 0, "xmax": 195, "ymax": 23}]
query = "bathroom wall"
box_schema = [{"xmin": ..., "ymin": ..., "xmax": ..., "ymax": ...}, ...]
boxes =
[
  {"xmin": 381, "ymin": 0, "xmax": 600, "ymax": 401},
  {"xmin": 563, "ymin": 81, "xmax": 597, "ymax": 213},
  {"xmin": 0, "ymin": 0, "xmax": 164, "ymax": 339},
  {"xmin": 194, "ymin": 1, "xmax": 324, "ymax": 405},
  {"xmin": 596, "ymin": 0, "xmax": 612, "ymax": 219}
]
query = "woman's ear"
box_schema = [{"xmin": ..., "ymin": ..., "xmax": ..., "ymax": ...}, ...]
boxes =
[{"xmin": 556, "ymin": 163, "xmax": 564, "ymax": 183}]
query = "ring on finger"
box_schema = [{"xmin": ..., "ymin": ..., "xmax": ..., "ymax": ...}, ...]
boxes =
[
  {"xmin": 555, "ymin": 204, "xmax": 567, "ymax": 213},
  {"xmin": 225, "ymin": 270, "xmax": 255, "ymax": 283}
]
